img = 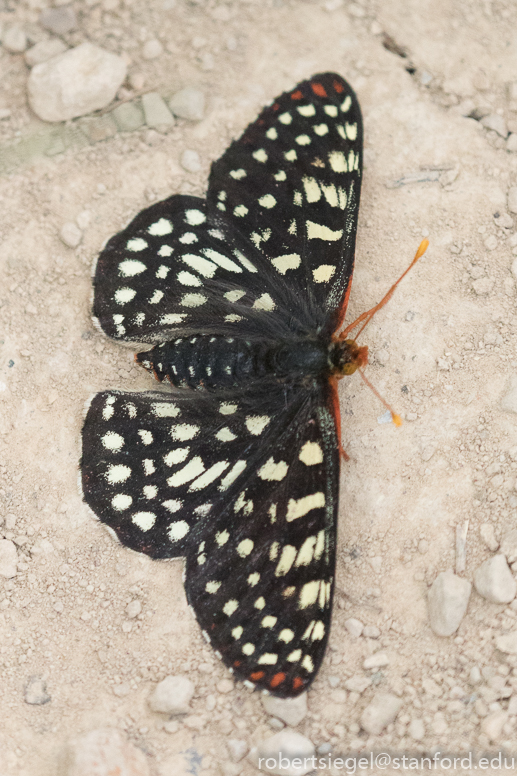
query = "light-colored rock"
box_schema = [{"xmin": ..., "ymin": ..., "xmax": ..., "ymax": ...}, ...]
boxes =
[
  {"xmin": 60, "ymin": 222, "xmax": 82, "ymax": 248},
  {"xmin": 141, "ymin": 92, "xmax": 174, "ymax": 130},
  {"xmin": 495, "ymin": 630, "xmax": 517, "ymax": 654},
  {"xmin": 472, "ymin": 277, "xmax": 494, "ymax": 295},
  {"xmin": 249, "ymin": 730, "xmax": 315, "ymax": 776},
  {"xmin": 3, "ymin": 26, "xmax": 27, "ymax": 54},
  {"xmin": 481, "ymin": 711, "xmax": 508, "ymax": 742},
  {"xmin": 0, "ymin": 540, "xmax": 17, "ymax": 578},
  {"xmin": 169, "ymin": 87, "xmax": 205, "ymax": 121},
  {"xmin": 344, "ymin": 675, "xmax": 371, "ymax": 693},
  {"xmin": 360, "ymin": 692, "xmax": 402, "ymax": 735},
  {"xmin": 363, "ymin": 651, "xmax": 389, "ymax": 669},
  {"xmin": 500, "ymin": 529, "xmax": 517, "ymax": 562},
  {"xmin": 408, "ymin": 718, "xmax": 425, "ymax": 741},
  {"xmin": 148, "ymin": 675, "xmax": 194, "ymax": 715},
  {"xmin": 227, "ymin": 739, "xmax": 248, "ymax": 763},
  {"xmin": 25, "ymin": 39, "xmax": 68, "ymax": 67},
  {"xmin": 262, "ymin": 693, "xmax": 307, "ymax": 727},
  {"xmin": 125, "ymin": 600, "xmax": 141, "ymax": 618},
  {"xmin": 28, "ymin": 43, "xmax": 127, "ymax": 122},
  {"xmin": 181, "ymin": 149, "xmax": 201, "ymax": 172},
  {"xmin": 83, "ymin": 115, "xmax": 118, "ymax": 143},
  {"xmin": 428, "ymin": 569, "xmax": 471, "ymax": 636},
  {"xmin": 474, "ymin": 554, "xmax": 516, "ymax": 603},
  {"xmin": 344, "ymin": 617, "xmax": 363, "ymax": 637},
  {"xmin": 469, "ymin": 666, "xmax": 482, "ymax": 685},
  {"xmin": 142, "ymin": 39, "xmax": 163, "ymax": 60},
  {"xmin": 507, "ymin": 134, "xmax": 517, "ymax": 153},
  {"xmin": 111, "ymin": 101, "xmax": 145, "ymax": 132},
  {"xmin": 217, "ymin": 678, "xmax": 234, "ymax": 694},
  {"xmin": 39, "ymin": 6, "xmax": 77, "ymax": 35},
  {"xmin": 363, "ymin": 625, "xmax": 381, "ymax": 639},
  {"xmin": 509, "ymin": 187, "xmax": 517, "ymax": 215},
  {"xmin": 501, "ymin": 377, "xmax": 517, "ymax": 414},
  {"xmin": 481, "ymin": 113, "xmax": 508, "ymax": 137},
  {"xmin": 24, "ymin": 676, "xmax": 50, "ymax": 705},
  {"xmin": 68, "ymin": 727, "xmax": 150, "ymax": 776},
  {"xmin": 480, "ymin": 523, "xmax": 499, "ymax": 552}
]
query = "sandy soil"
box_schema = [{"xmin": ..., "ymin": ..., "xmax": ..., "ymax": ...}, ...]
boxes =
[{"xmin": 1, "ymin": 0, "xmax": 517, "ymax": 774}]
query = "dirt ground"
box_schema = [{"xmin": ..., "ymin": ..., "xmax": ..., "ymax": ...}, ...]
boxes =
[{"xmin": 1, "ymin": 0, "xmax": 517, "ymax": 774}]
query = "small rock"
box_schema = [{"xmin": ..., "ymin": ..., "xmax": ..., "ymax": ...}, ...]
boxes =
[
  {"xmin": 481, "ymin": 711, "xmax": 508, "ymax": 742},
  {"xmin": 428, "ymin": 569, "xmax": 471, "ymax": 637},
  {"xmin": 507, "ymin": 134, "xmax": 517, "ymax": 153},
  {"xmin": 408, "ymin": 718, "xmax": 425, "ymax": 741},
  {"xmin": 474, "ymin": 554, "xmax": 516, "ymax": 604},
  {"xmin": 495, "ymin": 630, "xmax": 517, "ymax": 654},
  {"xmin": 262, "ymin": 693, "xmax": 307, "ymax": 727},
  {"xmin": 28, "ymin": 43, "xmax": 127, "ymax": 122},
  {"xmin": 344, "ymin": 617, "xmax": 363, "ymax": 637},
  {"xmin": 494, "ymin": 212, "xmax": 514, "ymax": 229},
  {"xmin": 480, "ymin": 523, "xmax": 499, "ymax": 551},
  {"xmin": 169, "ymin": 87, "xmax": 205, "ymax": 121},
  {"xmin": 227, "ymin": 739, "xmax": 248, "ymax": 763},
  {"xmin": 112, "ymin": 682, "xmax": 130, "ymax": 697},
  {"xmin": 111, "ymin": 101, "xmax": 145, "ymax": 132},
  {"xmin": 363, "ymin": 625, "xmax": 380, "ymax": 639},
  {"xmin": 60, "ymin": 222, "xmax": 82, "ymax": 248},
  {"xmin": 24, "ymin": 676, "xmax": 50, "ymax": 705},
  {"xmin": 141, "ymin": 92, "xmax": 174, "ymax": 130},
  {"xmin": 472, "ymin": 277, "xmax": 494, "ymax": 295},
  {"xmin": 68, "ymin": 728, "xmax": 150, "ymax": 776},
  {"xmin": 3, "ymin": 26, "xmax": 27, "ymax": 54},
  {"xmin": 163, "ymin": 720, "xmax": 179, "ymax": 734},
  {"xmin": 344, "ymin": 675, "xmax": 371, "ymax": 693},
  {"xmin": 25, "ymin": 39, "xmax": 68, "ymax": 67},
  {"xmin": 181, "ymin": 149, "xmax": 201, "ymax": 173},
  {"xmin": 501, "ymin": 377, "xmax": 517, "ymax": 415},
  {"xmin": 217, "ymin": 678, "xmax": 234, "ymax": 694},
  {"xmin": 360, "ymin": 692, "xmax": 402, "ymax": 735},
  {"xmin": 363, "ymin": 651, "xmax": 389, "ymax": 669},
  {"xmin": 148, "ymin": 675, "xmax": 194, "ymax": 715},
  {"xmin": 469, "ymin": 666, "xmax": 482, "ymax": 685},
  {"xmin": 432, "ymin": 712, "xmax": 447, "ymax": 735},
  {"xmin": 509, "ymin": 187, "xmax": 517, "ymax": 215},
  {"xmin": 484, "ymin": 234, "xmax": 498, "ymax": 251},
  {"xmin": 125, "ymin": 600, "xmax": 141, "ymax": 618},
  {"xmin": 481, "ymin": 114, "xmax": 508, "ymax": 137},
  {"xmin": 84, "ymin": 114, "xmax": 118, "ymax": 143},
  {"xmin": 39, "ymin": 6, "xmax": 77, "ymax": 36},
  {"xmin": 0, "ymin": 540, "xmax": 17, "ymax": 578},
  {"xmin": 142, "ymin": 39, "xmax": 163, "ymax": 60},
  {"xmin": 76, "ymin": 211, "xmax": 91, "ymax": 230},
  {"xmin": 250, "ymin": 730, "xmax": 315, "ymax": 776},
  {"xmin": 500, "ymin": 529, "xmax": 517, "ymax": 562},
  {"xmin": 184, "ymin": 715, "xmax": 205, "ymax": 730}
]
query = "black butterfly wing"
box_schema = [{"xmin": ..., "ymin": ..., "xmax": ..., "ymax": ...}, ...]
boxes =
[{"xmin": 207, "ymin": 72, "xmax": 363, "ymax": 333}]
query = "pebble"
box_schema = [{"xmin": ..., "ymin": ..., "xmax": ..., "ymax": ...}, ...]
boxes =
[
  {"xmin": 60, "ymin": 222, "xmax": 82, "ymax": 248},
  {"xmin": 262, "ymin": 693, "xmax": 307, "ymax": 727},
  {"xmin": 112, "ymin": 101, "xmax": 145, "ymax": 132},
  {"xmin": 344, "ymin": 675, "xmax": 371, "ymax": 693},
  {"xmin": 250, "ymin": 730, "xmax": 315, "ymax": 776},
  {"xmin": 125, "ymin": 600, "xmax": 141, "ymax": 618},
  {"xmin": 495, "ymin": 630, "xmax": 517, "ymax": 654},
  {"xmin": 39, "ymin": 5, "xmax": 77, "ymax": 35},
  {"xmin": 363, "ymin": 625, "xmax": 381, "ymax": 639},
  {"xmin": 474, "ymin": 554, "xmax": 516, "ymax": 603},
  {"xmin": 500, "ymin": 377, "xmax": 517, "ymax": 414},
  {"xmin": 472, "ymin": 277, "xmax": 494, "ymax": 295},
  {"xmin": 169, "ymin": 87, "xmax": 205, "ymax": 121},
  {"xmin": 363, "ymin": 651, "xmax": 389, "ymax": 669},
  {"xmin": 217, "ymin": 678, "xmax": 234, "ymax": 694},
  {"xmin": 181, "ymin": 149, "xmax": 201, "ymax": 173},
  {"xmin": 85, "ymin": 114, "xmax": 118, "ymax": 143},
  {"xmin": 480, "ymin": 523, "xmax": 499, "ymax": 552},
  {"xmin": 507, "ymin": 134, "xmax": 517, "ymax": 153},
  {"xmin": 28, "ymin": 43, "xmax": 127, "ymax": 122},
  {"xmin": 148, "ymin": 675, "xmax": 194, "ymax": 715},
  {"xmin": 427, "ymin": 569, "xmax": 471, "ymax": 637},
  {"xmin": 469, "ymin": 666, "xmax": 482, "ymax": 685},
  {"xmin": 141, "ymin": 92, "xmax": 174, "ymax": 131},
  {"xmin": 0, "ymin": 540, "xmax": 17, "ymax": 578},
  {"xmin": 142, "ymin": 39, "xmax": 163, "ymax": 60},
  {"xmin": 227, "ymin": 739, "xmax": 248, "ymax": 762},
  {"xmin": 25, "ymin": 39, "xmax": 68, "ymax": 67},
  {"xmin": 68, "ymin": 728, "xmax": 150, "ymax": 776},
  {"xmin": 500, "ymin": 529, "xmax": 517, "ymax": 563},
  {"xmin": 481, "ymin": 114, "xmax": 508, "ymax": 137},
  {"xmin": 481, "ymin": 711, "xmax": 508, "ymax": 742},
  {"xmin": 344, "ymin": 618, "xmax": 363, "ymax": 637},
  {"xmin": 3, "ymin": 25, "xmax": 27, "ymax": 54},
  {"xmin": 508, "ymin": 187, "xmax": 517, "ymax": 215},
  {"xmin": 408, "ymin": 718, "xmax": 425, "ymax": 741},
  {"xmin": 360, "ymin": 692, "xmax": 403, "ymax": 735},
  {"xmin": 24, "ymin": 676, "xmax": 50, "ymax": 705}
]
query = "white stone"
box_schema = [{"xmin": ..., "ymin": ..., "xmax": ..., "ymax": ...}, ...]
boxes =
[
  {"xmin": 344, "ymin": 675, "xmax": 371, "ymax": 693},
  {"xmin": 249, "ymin": 730, "xmax": 315, "ymax": 776},
  {"xmin": 142, "ymin": 92, "xmax": 174, "ymax": 130},
  {"xmin": 360, "ymin": 692, "xmax": 402, "ymax": 735},
  {"xmin": 363, "ymin": 625, "xmax": 381, "ymax": 639},
  {"xmin": 501, "ymin": 377, "xmax": 517, "ymax": 414},
  {"xmin": 169, "ymin": 87, "xmax": 205, "ymax": 121},
  {"xmin": 3, "ymin": 26, "xmax": 27, "ymax": 54},
  {"xmin": 509, "ymin": 187, "xmax": 517, "ymax": 215},
  {"xmin": 125, "ymin": 600, "xmax": 141, "ymax": 618},
  {"xmin": 148, "ymin": 675, "xmax": 194, "ymax": 715},
  {"xmin": 428, "ymin": 569, "xmax": 471, "ymax": 636},
  {"xmin": 25, "ymin": 39, "xmax": 68, "ymax": 67},
  {"xmin": 227, "ymin": 739, "xmax": 248, "ymax": 763},
  {"xmin": 469, "ymin": 666, "xmax": 482, "ymax": 685},
  {"xmin": 480, "ymin": 523, "xmax": 499, "ymax": 552},
  {"xmin": 474, "ymin": 554, "xmax": 516, "ymax": 603},
  {"xmin": 68, "ymin": 728, "xmax": 150, "ymax": 776},
  {"xmin": 28, "ymin": 43, "xmax": 127, "ymax": 122},
  {"xmin": 472, "ymin": 277, "xmax": 494, "ymax": 295},
  {"xmin": 408, "ymin": 718, "xmax": 425, "ymax": 741},
  {"xmin": 481, "ymin": 711, "xmax": 508, "ymax": 742},
  {"xmin": 181, "ymin": 149, "xmax": 201, "ymax": 173},
  {"xmin": 495, "ymin": 630, "xmax": 517, "ymax": 654},
  {"xmin": 500, "ymin": 529, "xmax": 517, "ymax": 562},
  {"xmin": 142, "ymin": 39, "xmax": 163, "ymax": 60},
  {"xmin": 24, "ymin": 676, "xmax": 50, "ymax": 705},
  {"xmin": 481, "ymin": 114, "xmax": 508, "ymax": 137},
  {"xmin": 60, "ymin": 222, "xmax": 82, "ymax": 248},
  {"xmin": 262, "ymin": 693, "xmax": 307, "ymax": 727},
  {"xmin": 363, "ymin": 652, "xmax": 389, "ymax": 669},
  {"xmin": 344, "ymin": 617, "xmax": 363, "ymax": 637},
  {"xmin": 507, "ymin": 134, "xmax": 517, "ymax": 153},
  {"xmin": 0, "ymin": 540, "xmax": 17, "ymax": 578}
]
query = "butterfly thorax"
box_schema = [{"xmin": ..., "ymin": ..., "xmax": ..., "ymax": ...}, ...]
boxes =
[{"xmin": 135, "ymin": 334, "xmax": 362, "ymax": 390}]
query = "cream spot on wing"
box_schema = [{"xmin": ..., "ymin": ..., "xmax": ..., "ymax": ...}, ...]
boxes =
[
  {"xmin": 225, "ymin": 314, "xmax": 242, "ymax": 323},
  {"xmin": 299, "ymin": 580, "xmax": 321, "ymax": 609},
  {"xmin": 232, "ymin": 626, "xmax": 243, "ymax": 639},
  {"xmin": 189, "ymin": 460, "xmax": 229, "ymax": 491},
  {"xmin": 258, "ymin": 653, "xmax": 278, "ymax": 665},
  {"xmin": 205, "ymin": 580, "xmax": 221, "ymax": 594},
  {"xmin": 321, "ymin": 182, "xmax": 338, "ymax": 207},
  {"xmin": 149, "ymin": 289, "xmax": 164, "ymax": 304},
  {"xmin": 278, "ymin": 629, "xmax": 294, "ymax": 643},
  {"xmin": 126, "ymin": 237, "xmax": 147, "ymax": 251},
  {"xmin": 271, "ymin": 253, "xmax": 301, "ymax": 274},
  {"xmin": 138, "ymin": 429, "xmax": 153, "ymax": 445},
  {"xmin": 179, "ymin": 232, "xmax": 197, "ymax": 244},
  {"xmin": 152, "ymin": 402, "xmax": 180, "ymax": 418},
  {"xmin": 171, "ymin": 424, "xmax": 199, "ymax": 441},
  {"xmin": 168, "ymin": 520, "xmax": 190, "ymax": 542},
  {"xmin": 161, "ymin": 314, "xmax": 187, "ymax": 324},
  {"xmin": 156, "ymin": 265, "xmax": 170, "ymax": 279},
  {"xmin": 158, "ymin": 245, "xmax": 173, "ymax": 257},
  {"xmin": 298, "ymin": 104, "xmax": 316, "ymax": 117},
  {"xmin": 307, "ymin": 221, "xmax": 343, "ymax": 241},
  {"xmin": 258, "ymin": 458, "xmax": 288, "ymax": 481},
  {"xmin": 106, "ymin": 465, "xmax": 131, "ymax": 484},
  {"xmin": 266, "ymin": 127, "xmax": 278, "ymax": 139},
  {"xmin": 114, "ymin": 287, "xmax": 136, "ymax": 304},
  {"xmin": 112, "ymin": 493, "xmax": 132, "ymax": 511},
  {"xmin": 216, "ymin": 530, "xmax": 229, "ymax": 546},
  {"xmin": 295, "ymin": 134, "xmax": 311, "ymax": 145},
  {"xmin": 348, "ymin": 150, "xmax": 356, "ymax": 170},
  {"xmin": 215, "ymin": 427, "xmax": 236, "ymax": 442},
  {"xmin": 185, "ymin": 209, "xmax": 206, "ymax": 225},
  {"xmin": 299, "ymin": 440, "xmax": 324, "ymax": 465},
  {"xmin": 258, "ymin": 194, "xmax": 276, "ymax": 209},
  {"xmin": 314, "ymin": 123, "xmax": 329, "ymax": 136},
  {"xmin": 181, "ymin": 253, "xmax": 217, "ymax": 278},
  {"xmin": 253, "ymin": 149, "xmax": 268, "ymax": 162},
  {"xmin": 167, "ymin": 457, "xmax": 205, "ymax": 487},
  {"xmin": 324, "ymin": 104, "xmax": 338, "ymax": 117},
  {"xmin": 302, "ymin": 176, "xmax": 321, "ymax": 203},
  {"xmin": 219, "ymin": 460, "xmax": 246, "ymax": 491},
  {"xmin": 148, "ymin": 218, "xmax": 173, "ymax": 236},
  {"xmin": 102, "ymin": 431, "xmax": 124, "ymax": 451},
  {"xmin": 230, "ymin": 168, "xmax": 247, "ymax": 179},
  {"xmin": 302, "ymin": 655, "xmax": 314, "ymax": 672},
  {"xmin": 283, "ymin": 586, "xmax": 296, "ymax": 597},
  {"xmin": 279, "ymin": 112, "xmax": 292, "ymax": 124},
  {"xmin": 162, "ymin": 499, "xmax": 182, "ymax": 513},
  {"xmin": 293, "ymin": 191, "xmax": 302, "ymax": 206},
  {"xmin": 233, "ymin": 248, "xmax": 258, "ymax": 272},
  {"xmin": 275, "ymin": 545, "xmax": 297, "ymax": 576},
  {"xmin": 242, "ymin": 642, "xmax": 255, "ymax": 655},
  {"xmin": 219, "ymin": 402, "xmax": 237, "ymax": 415},
  {"xmin": 143, "ymin": 459, "xmax": 155, "ymax": 475},
  {"xmin": 181, "ymin": 293, "xmax": 207, "ymax": 307},
  {"xmin": 143, "ymin": 485, "xmax": 157, "ymax": 499},
  {"xmin": 223, "ymin": 599, "xmax": 239, "ymax": 616},
  {"xmin": 312, "ymin": 621, "xmax": 325, "ymax": 640},
  {"xmin": 254, "ymin": 597, "xmax": 265, "ymax": 610},
  {"xmin": 233, "ymin": 204, "xmax": 249, "ymax": 217},
  {"xmin": 345, "ymin": 122, "xmax": 358, "ymax": 140},
  {"xmin": 328, "ymin": 150, "xmax": 347, "ymax": 173},
  {"xmin": 269, "ymin": 542, "xmax": 279, "ymax": 561},
  {"xmin": 224, "ymin": 289, "xmax": 246, "ymax": 303},
  {"xmin": 274, "ymin": 169, "xmax": 286, "ymax": 181},
  {"xmin": 119, "ymin": 259, "xmax": 146, "ymax": 277},
  {"xmin": 203, "ymin": 248, "xmax": 243, "ymax": 273},
  {"xmin": 287, "ymin": 649, "xmax": 302, "ymax": 662},
  {"xmin": 295, "ymin": 535, "xmax": 317, "ymax": 567},
  {"xmin": 286, "ymin": 492, "xmax": 325, "ymax": 521},
  {"xmin": 194, "ymin": 503, "xmax": 212, "ymax": 516},
  {"xmin": 285, "ymin": 149, "xmax": 297, "ymax": 161},
  {"xmin": 237, "ymin": 538, "xmax": 254, "ymax": 558},
  {"xmin": 132, "ymin": 511, "xmax": 156, "ymax": 530},
  {"xmin": 341, "ymin": 95, "xmax": 352, "ymax": 112},
  {"xmin": 269, "ymin": 503, "xmax": 277, "ymax": 523},
  {"xmin": 248, "ymin": 572, "xmax": 260, "ymax": 586},
  {"xmin": 245, "ymin": 415, "xmax": 270, "ymax": 434}
]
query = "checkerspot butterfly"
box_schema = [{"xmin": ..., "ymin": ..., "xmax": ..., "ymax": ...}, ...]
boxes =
[{"xmin": 82, "ymin": 73, "xmax": 367, "ymax": 697}]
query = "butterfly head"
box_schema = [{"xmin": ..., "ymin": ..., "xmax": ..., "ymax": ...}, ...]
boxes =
[{"xmin": 329, "ymin": 339, "xmax": 368, "ymax": 377}]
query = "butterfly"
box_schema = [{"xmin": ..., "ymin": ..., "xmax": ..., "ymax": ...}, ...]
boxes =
[{"xmin": 81, "ymin": 73, "xmax": 365, "ymax": 698}]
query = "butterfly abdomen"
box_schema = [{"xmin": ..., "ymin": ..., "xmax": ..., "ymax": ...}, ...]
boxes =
[{"xmin": 136, "ymin": 334, "xmax": 330, "ymax": 390}]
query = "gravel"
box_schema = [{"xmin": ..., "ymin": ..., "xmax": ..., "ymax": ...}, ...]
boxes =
[
  {"xmin": 181, "ymin": 149, "xmax": 201, "ymax": 172},
  {"xmin": 250, "ymin": 730, "xmax": 315, "ymax": 776},
  {"xmin": 474, "ymin": 554, "xmax": 516, "ymax": 603},
  {"xmin": 227, "ymin": 739, "xmax": 248, "ymax": 762},
  {"xmin": 481, "ymin": 114, "xmax": 508, "ymax": 137},
  {"xmin": 3, "ymin": 25, "xmax": 27, "ymax": 54},
  {"xmin": 344, "ymin": 617, "xmax": 364, "ymax": 637},
  {"xmin": 262, "ymin": 693, "xmax": 307, "ymax": 726},
  {"xmin": 142, "ymin": 39, "xmax": 163, "ymax": 60},
  {"xmin": 60, "ymin": 222, "xmax": 82, "ymax": 248},
  {"xmin": 39, "ymin": 6, "xmax": 77, "ymax": 36},
  {"xmin": 500, "ymin": 529, "xmax": 517, "ymax": 562},
  {"xmin": 480, "ymin": 522, "xmax": 499, "ymax": 552},
  {"xmin": 169, "ymin": 87, "xmax": 205, "ymax": 121},
  {"xmin": 428, "ymin": 569, "xmax": 471, "ymax": 636},
  {"xmin": 408, "ymin": 718, "xmax": 425, "ymax": 740},
  {"xmin": 141, "ymin": 92, "xmax": 174, "ymax": 131},
  {"xmin": 68, "ymin": 728, "xmax": 150, "ymax": 776},
  {"xmin": 495, "ymin": 630, "xmax": 517, "ymax": 654},
  {"xmin": 344, "ymin": 675, "xmax": 371, "ymax": 693},
  {"xmin": 0, "ymin": 539, "xmax": 18, "ymax": 578},
  {"xmin": 360, "ymin": 692, "xmax": 403, "ymax": 735},
  {"xmin": 111, "ymin": 101, "xmax": 145, "ymax": 132},
  {"xmin": 363, "ymin": 651, "xmax": 389, "ymax": 669},
  {"xmin": 125, "ymin": 600, "xmax": 141, "ymax": 618},
  {"xmin": 28, "ymin": 43, "xmax": 127, "ymax": 122},
  {"xmin": 480, "ymin": 711, "xmax": 508, "ymax": 742},
  {"xmin": 24, "ymin": 676, "xmax": 50, "ymax": 705},
  {"xmin": 363, "ymin": 625, "xmax": 381, "ymax": 639},
  {"xmin": 148, "ymin": 675, "xmax": 194, "ymax": 715},
  {"xmin": 25, "ymin": 39, "xmax": 68, "ymax": 68},
  {"xmin": 507, "ymin": 134, "xmax": 517, "ymax": 152}
]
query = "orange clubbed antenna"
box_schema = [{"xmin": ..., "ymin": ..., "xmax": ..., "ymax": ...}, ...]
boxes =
[{"xmin": 340, "ymin": 239, "xmax": 429, "ymax": 341}]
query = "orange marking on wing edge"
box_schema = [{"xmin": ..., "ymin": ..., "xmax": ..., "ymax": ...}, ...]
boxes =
[
  {"xmin": 233, "ymin": 660, "xmax": 241, "ymax": 667},
  {"xmin": 270, "ymin": 672, "xmax": 286, "ymax": 688},
  {"xmin": 329, "ymin": 377, "xmax": 349, "ymax": 461},
  {"xmin": 311, "ymin": 82, "xmax": 327, "ymax": 98},
  {"xmin": 291, "ymin": 90, "xmax": 303, "ymax": 100},
  {"xmin": 333, "ymin": 79, "xmax": 345, "ymax": 93},
  {"xmin": 292, "ymin": 676, "xmax": 304, "ymax": 691},
  {"xmin": 272, "ymin": 102, "xmax": 280, "ymax": 111},
  {"xmin": 250, "ymin": 671, "xmax": 265, "ymax": 681}
]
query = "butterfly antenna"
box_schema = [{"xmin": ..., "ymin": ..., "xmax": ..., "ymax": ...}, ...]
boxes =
[
  {"xmin": 340, "ymin": 239, "xmax": 429, "ymax": 340},
  {"xmin": 359, "ymin": 369, "xmax": 402, "ymax": 427}
]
